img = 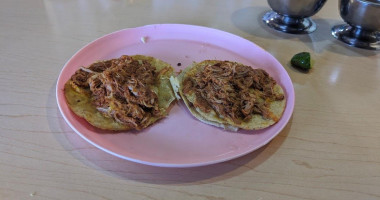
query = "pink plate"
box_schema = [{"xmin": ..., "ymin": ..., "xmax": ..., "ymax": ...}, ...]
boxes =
[{"xmin": 56, "ymin": 24, "xmax": 295, "ymax": 168}]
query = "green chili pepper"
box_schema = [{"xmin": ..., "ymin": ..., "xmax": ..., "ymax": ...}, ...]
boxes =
[{"xmin": 291, "ymin": 52, "xmax": 311, "ymax": 70}]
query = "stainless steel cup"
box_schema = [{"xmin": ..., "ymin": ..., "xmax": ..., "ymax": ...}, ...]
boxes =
[
  {"xmin": 262, "ymin": 0, "xmax": 327, "ymax": 34},
  {"xmin": 332, "ymin": 0, "xmax": 380, "ymax": 50}
]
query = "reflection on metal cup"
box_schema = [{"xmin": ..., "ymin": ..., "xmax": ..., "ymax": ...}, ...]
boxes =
[
  {"xmin": 262, "ymin": 0, "xmax": 327, "ymax": 34},
  {"xmin": 332, "ymin": 0, "xmax": 380, "ymax": 50}
]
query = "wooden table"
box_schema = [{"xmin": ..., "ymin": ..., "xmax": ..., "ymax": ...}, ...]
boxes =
[{"xmin": 1, "ymin": 0, "xmax": 379, "ymax": 199}]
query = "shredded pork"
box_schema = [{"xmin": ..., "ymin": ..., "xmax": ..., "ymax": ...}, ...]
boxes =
[
  {"xmin": 70, "ymin": 55, "xmax": 162, "ymax": 130},
  {"xmin": 183, "ymin": 61, "xmax": 284, "ymax": 124}
]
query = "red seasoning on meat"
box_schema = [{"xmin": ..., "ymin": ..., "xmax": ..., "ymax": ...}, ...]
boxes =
[
  {"xmin": 177, "ymin": 60, "xmax": 286, "ymax": 130},
  {"xmin": 65, "ymin": 55, "xmax": 176, "ymax": 131}
]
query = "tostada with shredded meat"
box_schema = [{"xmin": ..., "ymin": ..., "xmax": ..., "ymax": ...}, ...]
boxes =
[
  {"xmin": 64, "ymin": 55, "xmax": 176, "ymax": 131},
  {"xmin": 172, "ymin": 60, "xmax": 286, "ymax": 131}
]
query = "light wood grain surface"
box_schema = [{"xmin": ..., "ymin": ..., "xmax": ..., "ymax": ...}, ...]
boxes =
[{"xmin": 1, "ymin": 0, "xmax": 380, "ymax": 199}]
